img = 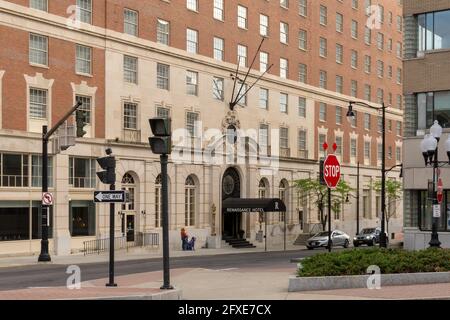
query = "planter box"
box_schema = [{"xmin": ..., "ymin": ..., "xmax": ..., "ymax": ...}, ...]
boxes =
[{"xmin": 288, "ymin": 272, "xmax": 450, "ymax": 292}]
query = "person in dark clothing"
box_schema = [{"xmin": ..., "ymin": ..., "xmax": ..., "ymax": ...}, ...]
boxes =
[{"xmin": 181, "ymin": 228, "xmax": 188, "ymax": 250}]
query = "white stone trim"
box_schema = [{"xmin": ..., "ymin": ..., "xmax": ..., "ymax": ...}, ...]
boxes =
[
  {"xmin": 0, "ymin": 70, "xmax": 4, "ymax": 129},
  {"xmin": 24, "ymin": 72, "xmax": 54, "ymax": 133}
]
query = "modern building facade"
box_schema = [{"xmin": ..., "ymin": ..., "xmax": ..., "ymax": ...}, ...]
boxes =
[
  {"xmin": 0, "ymin": 0, "xmax": 403, "ymax": 256},
  {"xmin": 403, "ymin": 0, "xmax": 450, "ymax": 249}
]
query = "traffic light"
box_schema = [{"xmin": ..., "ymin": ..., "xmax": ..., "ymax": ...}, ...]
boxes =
[
  {"xmin": 149, "ymin": 118, "xmax": 172, "ymax": 154},
  {"xmin": 97, "ymin": 154, "xmax": 116, "ymax": 185},
  {"xmin": 319, "ymin": 159, "xmax": 326, "ymax": 185},
  {"xmin": 76, "ymin": 110, "xmax": 87, "ymax": 138}
]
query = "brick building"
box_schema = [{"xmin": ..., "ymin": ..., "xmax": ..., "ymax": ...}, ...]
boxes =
[
  {"xmin": 0, "ymin": 0, "xmax": 403, "ymax": 256},
  {"xmin": 403, "ymin": 0, "xmax": 450, "ymax": 249}
]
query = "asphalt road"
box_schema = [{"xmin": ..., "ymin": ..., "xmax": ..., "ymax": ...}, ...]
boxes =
[{"xmin": 0, "ymin": 248, "xmax": 344, "ymax": 291}]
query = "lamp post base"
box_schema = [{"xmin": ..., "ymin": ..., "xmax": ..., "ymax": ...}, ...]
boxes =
[
  {"xmin": 38, "ymin": 253, "xmax": 51, "ymax": 262},
  {"xmin": 160, "ymin": 284, "xmax": 174, "ymax": 290},
  {"xmin": 429, "ymin": 236, "xmax": 441, "ymax": 248},
  {"xmin": 379, "ymin": 234, "xmax": 388, "ymax": 248}
]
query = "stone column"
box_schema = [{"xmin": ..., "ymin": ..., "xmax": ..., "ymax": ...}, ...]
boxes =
[{"xmin": 53, "ymin": 153, "xmax": 71, "ymax": 255}]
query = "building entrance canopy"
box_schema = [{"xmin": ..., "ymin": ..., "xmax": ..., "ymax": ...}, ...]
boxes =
[{"xmin": 222, "ymin": 198, "xmax": 286, "ymax": 213}]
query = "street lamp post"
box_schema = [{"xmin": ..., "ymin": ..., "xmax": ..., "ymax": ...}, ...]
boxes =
[
  {"xmin": 347, "ymin": 101, "xmax": 388, "ymax": 248},
  {"xmin": 420, "ymin": 120, "xmax": 450, "ymax": 248},
  {"xmin": 346, "ymin": 162, "xmax": 360, "ymax": 235}
]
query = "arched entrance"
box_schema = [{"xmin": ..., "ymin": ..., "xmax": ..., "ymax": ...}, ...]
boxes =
[
  {"xmin": 121, "ymin": 173, "xmax": 136, "ymax": 242},
  {"xmin": 222, "ymin": 167, "xmax": 241, "ymax": 239}
]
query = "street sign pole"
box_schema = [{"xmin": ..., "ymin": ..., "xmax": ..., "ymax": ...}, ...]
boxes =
[
  {"xmin": 38, "ymin": 125, "xmax": 51, "ymax": 262},
  {"xmin": 106, "ymin": 182, "xmax": 117, "ymax": 287},
  {"xmin": 160, "ymin": 154, "xmax": 173, "ymax": 290},
  {"xmin": 328, "ymin": 187, "xmax": 332, "ymax": 253}
]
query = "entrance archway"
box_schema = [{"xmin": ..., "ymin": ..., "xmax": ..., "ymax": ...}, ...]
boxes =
[{"xmin": 222, "ymin": 167, "xmax": 241, "ymax": 239}]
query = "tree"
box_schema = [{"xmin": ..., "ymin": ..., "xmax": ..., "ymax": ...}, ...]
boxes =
[
  {"xmin": 372, "ymin": 179, "xmax": 403, "ymax": 235},
  {"xmin": 294, "ymin": 178, "xmax": 354, "ymax": 231}
]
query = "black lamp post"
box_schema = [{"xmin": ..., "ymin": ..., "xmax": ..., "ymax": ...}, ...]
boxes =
[
  {"xmin": 346, "ymin": 162, "xmax": 360, "ymax": 235},
  {"xmin": 347, "ymin": 101, "xmax": 388, "ymax": 248},
  {"xmin": 420, "ymin": 120, "xmax": 450, "ymax": 248}
]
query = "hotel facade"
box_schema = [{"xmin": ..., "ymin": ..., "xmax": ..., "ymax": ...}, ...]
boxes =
[{"xmin": 0, "ymin": 0, "xmax": 403, "ymax": 256}]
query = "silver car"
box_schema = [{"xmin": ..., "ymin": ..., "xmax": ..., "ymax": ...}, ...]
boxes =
[{"xmin": 306, "ymin": 230, "xmax": 350, "ymax": 250}]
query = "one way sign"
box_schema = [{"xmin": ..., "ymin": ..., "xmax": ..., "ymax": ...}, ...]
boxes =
[{"xmin": 94, "ymin": 191, "xmax": 126, "ymax": 203}]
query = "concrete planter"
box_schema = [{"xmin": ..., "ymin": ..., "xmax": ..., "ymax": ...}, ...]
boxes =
[{"xmin": 288, "ymin": 272, "xmax": 450, "ymax": 292}]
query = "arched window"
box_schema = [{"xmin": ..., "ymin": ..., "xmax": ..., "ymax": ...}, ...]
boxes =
[
  {"xmin": 258, "ymin": 179, "xmax": 268, "ymax": 199},
  {"xmin": 155, "ymin": 175, "xmax": 162, "ymax": 228},
  {"xmin": 279, "ymin": 180, "xmax": 288, "ymax": 222},
  {"xmin": 185, "ymin": 176, "xmax": 196, "ymax": 226},
  {"xmin": 121, "ymin": 173, "xmax": 135, "ymax": 211}
]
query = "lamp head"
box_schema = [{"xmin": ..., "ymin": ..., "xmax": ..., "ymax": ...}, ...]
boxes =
[
  {"xmin": 346, "ymin": 103, "xmax": 356, "ymax": 124},
  {"xmin": 105, "ymin": 148, "xmax": 113, "ymax": 156},
  {"xmin": 430, "ymin": 120, "xmax": 443, "ymax": 141}
]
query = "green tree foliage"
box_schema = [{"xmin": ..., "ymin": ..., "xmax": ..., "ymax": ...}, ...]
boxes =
[{"xmin": 372, "ymin": 179, "xmax": 402, "ymax": 234}]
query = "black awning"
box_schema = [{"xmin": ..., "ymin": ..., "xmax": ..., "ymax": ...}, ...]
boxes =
[{"xmin": 222, "ymin": 198, "xmax": 286, "ymax": 213}]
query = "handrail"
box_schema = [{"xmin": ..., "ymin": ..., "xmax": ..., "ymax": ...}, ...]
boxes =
[{"xmin": 83, "ymin": 232, "xmax": 159, "ymax": 255}]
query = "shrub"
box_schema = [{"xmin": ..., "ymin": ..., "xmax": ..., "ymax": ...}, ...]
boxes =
[{"xmin": 297, "ymin": 248, "xmax": 450, "ymax": 277}]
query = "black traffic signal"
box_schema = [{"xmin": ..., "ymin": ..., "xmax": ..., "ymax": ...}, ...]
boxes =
[
  {"xmin": 76, "ymin": 110, "xmax": 88, "ymax": 138},
  {"xmin": 149, "ymin": 118, "xmax": 172, "ymax": 154},
  {"xmin": 319, "ymin": 159, "xmax": 326, "ymax": 185},
  {"xmin": 97, "ymin": 156, "xmax": 116, "ymax": 185}
]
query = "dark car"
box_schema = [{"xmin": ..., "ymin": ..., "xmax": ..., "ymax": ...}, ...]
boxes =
[{"xmin": 353, "ymin": 227, "xmax": 388, "ymax": 247}]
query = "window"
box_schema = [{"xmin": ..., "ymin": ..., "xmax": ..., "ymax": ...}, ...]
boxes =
[
  {"xmin": 280, "ymin": 127, "xmax": 289, "ymax": 149},
  {"xmin": 280, "ymin": 93, "xmax": 288, "ymax": 113},
  {"xmin": 377, "ymin": 60, "xmax": 384, "ymax": 78},
  {"xmin": 377, "ymin": 88, "xmax": 384, "ymax": 104},
  {"xmin": 364, "ymin": 84, "xmax": 372, "ymax": 101},
  {"xmin": 298, "ymin": 29, "xmax": 307, "ymax": 50},
  {"xmin": 351, "ymin": 20, "xmax": 358, "ymax": 38},
  {"xmin": 280, "ymin": 22, "xmax": 289, "ymax": 44},
  {"xmin": 157, "ymin": 106, "xmax": 170, "ymax": 118},
  {"xmin": 335, "ymin": 44, "xmax": 343, "ymax": 63},
  {"xmin": 238, "ymin": 44, "xmax": 247, "ymax": 67},
  {"xmin": 1, "ymin": 154, "xmax": 29, "ymax": 187},
  {"xmin": 238, "ymin": 82, "xmax": 248, "ymax": 106},
  {"xmin": 237, "ymin": 5, "xmax": 247, "ymax": 29},
  {"xmin": 260, "ymin": 52, "xmax": 268, "ymax": 72},
  {"xmin": 29, "ymin": 88, "xmax": 47, "ymax": 119},
  {"xmin": 213, "ymin": 77, "xmax": 224, "ymax": 101},
  {"xmin": 319, "ymin": 37, "xmax": 327, "ymax": 57},
  {"xmin": 336, "ymin": 13, "xmax": 343, "ymax": 32},
  {"xmin": 397, "ymin": 94, "xmax": 402, "ymax": 109},
  {"xmin": 397, "ymin": 15, "xmax": 403, "ymax": 32},
  {"xmin": 363, "ymin": 189, "xmax": 370, "ymax": 218},
  {"xmin": 388, "ymin": 65, "xmax": 393, "ymax": 78},
  {"xmin": 187, "ymin": 0, "xmax": 198, "ymax": 11},
  {"xmin": 213, "ymin": 0, "xmax": 224, "ymax": 20},
  {"xmin": 396, "ymin": 68, "xmax": 402, "ymax": 84},
  {"xmin": 124, "ymin": 9, "xmax": 138, "ymax": 36},
  {"xmin": 388, "ymin": 38, "xmax": 393, "ymax": 51},
  {"xmin": 335, "ymin": 106, "xmax": 342, "ymax": 124},
  {"xmin": 388, "ymin": 146, "xmax": 393, "ymax": 160},
  {"xmin": 396, "ymin": 121, "xmax": 402, "ymax": 137},
  {"xmin": 157, "ymin": 63, "xmax": 170, "ymax": 90},
  {"xmin": 69, "ymin": 157, "xmax": 96, "ymax": 188},
  {"xmin": 298, "ymin": 130, "xmax": 307, "ymax": 158},
  {"xmin": 280, "ymin": 58, "xmax": 288, "ymax": 78},
  {"xmin": 319, "ymin": 102, "xmax": 327, "ymax": 121},
  {"xmin": 76, "ymin": 0, "xmax": 92, "ymax": 24},
  {"xmin": 351, "ymin": 139, "xmax": 357, "ymax": 158},
  {"xmin": 351, "ymin": 50, "xmax": 358, "ymax": 68},
  {"xmin": 259, "ymin": 124, "xmax": 269, "ymax": 153},
  {"xmin": 378, "ymin": 5, "xmax": 384, "ymax": 23},
  {"xmin": 29, "ymin": 34, "xmax": 48, "ymax": 66},
  {"xmin": 280, "ymin": 0, "xmax": 289, "ymax": 8},
  {"xmin": 259, "ymin": 88, "xmax": 269, "ymax": 109},
  {"xmin": 213, "ymin": 37, "xmax": 224, "ymax": 61},
  {"xmin": 30, "ymin": 0, "xmax": 47, "ymax": 11},
  {"xmin": 417, "ymin": 91, "xmax": 450, "ymax": 129},
  {"xmin": 186, "ymin": 71, "xmax": 198, "ymax": 96},
  {"xmin": 157, "ymin": 19, "xmax": 170, "ymax": 45},
  {"xmin": 396, "ymin": 147, "xmax": 401, "ymax": 162},
  {"xmin": 319, "ymin": 70, "xmax": 327, "ymax": 89},
  {"xmin": 299, "ymin": 0, "xmax": 307, "ymax": 17},
  {"xmin": 260, "ymin": 14, "xmax": 269, "ymax": 36},
  {"xmin": 335, "ymin": 136, "xmax": 342, "ymax": 156},
  {"xmin": 186, "ymin": 28, "xmax": 198, "ymax": 54},
  {"xmin": 298, "ymin": 63, "xmax": 307, "ymax": 83},
  {"xmin": 352, "ymin": 0, "xmax": 358, "ymax": 9},
  {"xmin": 31, "ymin": 155, "xmax": 53, "ymax": 187},
  {"xmin": 377, "ymin": 116, "xmax": 383, "ymax": 132},
  {"xmin": 185, "ymin": 176, "xmax": 196, "ymax": 226},
  {"xmin": 364, "ymin": 0, "xmax": 371, "ymax": 16},
  {"xmin": 364, "ymin": 27, "xmax": 371, "ymax": 44},
  {"xmin": 75, "ymin": 95, "xmax": 91, "ymax": 124},
  {"xmin": 377, "ymin": 32, "xmax": 384, "ymax": 50},
  {"xmin": 298, "ymin": 97, "xmax": 306, "ymax": 117},
  {"xmin": 76, "ymin": 45, "xmax": 92, "ymax": 75},
  {"xmin": 364, "ymin": 141, "xmax": 371, "ymax": 160},
  {"xmin": 351, "ymin": 80, "xmax": 358, "ymax": 97},
  {"xmin": 320, "ymin": 5, "xmax": 327, "ymax": 26},
  {"xmin": 259, "ymin": 179, "xmax": 268, "ymax": 199},
  {"xmin": 418, "ymin": 11, "xmax": 450, "ymax": 51},
  {"xmin": 123, "ymin": 55, "xmax": 138, "ymax": 84},
  {"xmin": 70, "ymin": 201, "xmax": 95, "ymax": 236},
  {"xmin": 319, "ymin": 134, "xmax": 326, "ymax": 158},
  {"xmin": 396, "ymin": 42, "xmax": 402, "ymax": 58},
  {"xmin": 364, "ymin": 55, "xmax": 371, "ymax": 73},
  {"xmin": 364, "ymin": 113, "xmax": 371, "ymax": 130},
  {"xmin": 336, "ymin": 75, "xmax": 343, "ymax": 94},
  {"xmin": 388, "ymin": 120, "xmax": 392, "ymax": 131},
  {"xmin": 186, "ymin": 112, "xmax": 199, "ymax": 138},
  {"xmin": 123, "ymin": 102, "xmax": 137, "ymax": 130}
]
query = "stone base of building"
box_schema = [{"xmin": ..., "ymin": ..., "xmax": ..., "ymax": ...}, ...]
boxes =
[{"xmin": 404, "ymin": 228, "xmax": 450, "ymax": 250}]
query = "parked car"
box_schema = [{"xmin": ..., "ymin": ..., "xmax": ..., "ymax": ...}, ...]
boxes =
[
  {"xmin": 306, "ymin": 230, "xmax": 350, "ymax": 250},
  {"xmin": 353, "ymin": 227, "xmax": 389, "ymax": 247}
]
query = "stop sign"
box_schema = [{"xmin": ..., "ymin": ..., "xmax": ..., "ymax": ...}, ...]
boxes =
[{"xmin": 323, "ymin": 154, "xmax": 341, "ymax": 189}]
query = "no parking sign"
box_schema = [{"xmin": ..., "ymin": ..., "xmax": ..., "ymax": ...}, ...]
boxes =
[{"xmin": 42, "ymin": 192, "xmax": 53, "ymax": 206}]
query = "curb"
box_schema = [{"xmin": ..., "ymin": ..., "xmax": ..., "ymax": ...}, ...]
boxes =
[
  {"xmin": 59, "ymin": 288, "xmax": 183, "ymax": 300},
  {"xmin": 288, "ymin": 272, "xmax": 450, "ymax": 292}
]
